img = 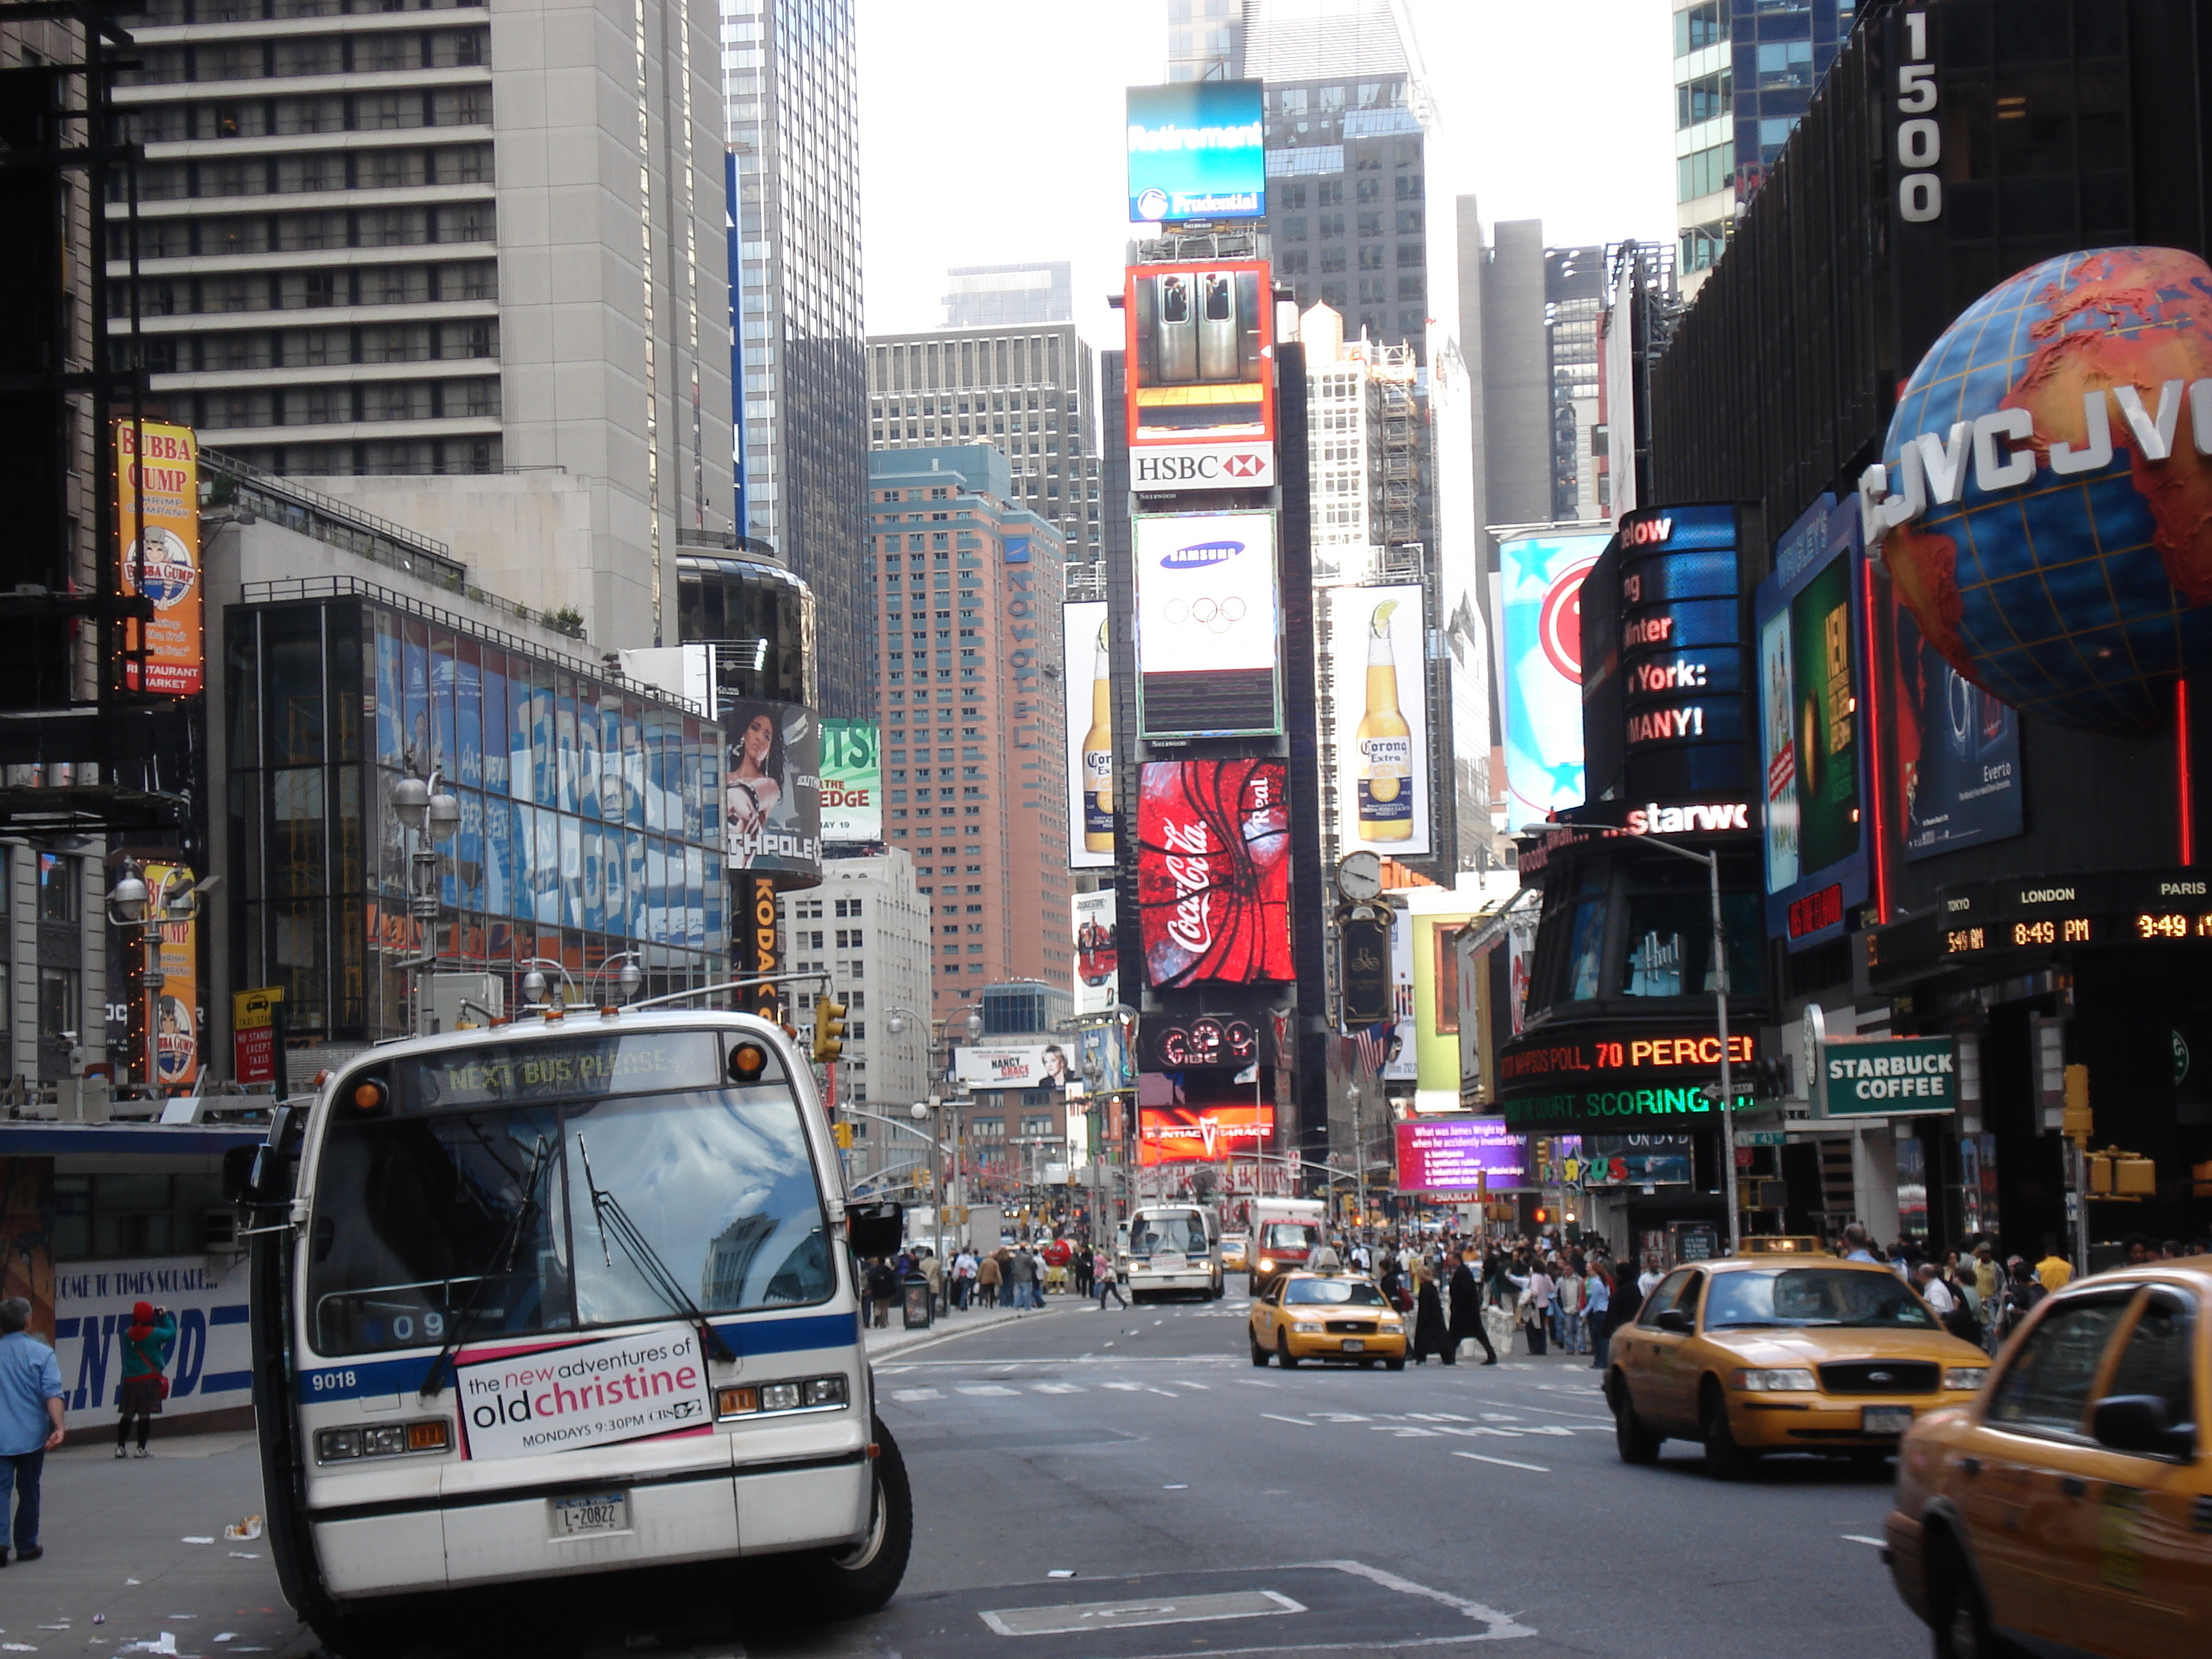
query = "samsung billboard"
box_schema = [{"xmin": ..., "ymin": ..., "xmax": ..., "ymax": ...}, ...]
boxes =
[
  {"xmin": 1133, "ymin": 510, "xmax": 1281, "ymax": 738},
  {"xmin": 1126, "ymin": 81, "xmax": 1265, "ymax": 224}
]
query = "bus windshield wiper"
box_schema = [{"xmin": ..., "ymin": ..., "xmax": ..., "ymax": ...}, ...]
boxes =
[
  {"xmin": 575, "ymin": 1134, "xmax": 737, "ymax": 1365},
  {"xmin": 419, "ymin": 1135, "xmax": 554, "ymax": 1401}
]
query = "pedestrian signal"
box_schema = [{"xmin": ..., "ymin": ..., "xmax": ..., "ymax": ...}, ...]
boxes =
[{"xmin": 813, "ymin": 994, "xmax": 848, "ymax": 1064}]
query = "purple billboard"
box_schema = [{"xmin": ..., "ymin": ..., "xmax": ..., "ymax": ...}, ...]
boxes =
[{"xmin": 1393, "ymin": 1117, "xmax": 1526, "ymax": 1196}]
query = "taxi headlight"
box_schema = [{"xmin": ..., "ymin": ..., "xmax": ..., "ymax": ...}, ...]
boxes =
[
  {"xmin": 1729, "ymin": 1367, "xmax": 1817, "ymax": 1392},
  {"xmin": 1292, "ymin": 1321, "xmax": 1322, "ymax": 1334},
  {"xmin": 1943, "ymin": 1367, "xmax": 1989, "ymax": 1392}
]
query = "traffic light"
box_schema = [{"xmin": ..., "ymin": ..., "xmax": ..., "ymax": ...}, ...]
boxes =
[
  {"xmin": 831, "ymin": 1121, "xmax": 853, "ymax": 1150},
  {"xmin": 812, "ymin": 994, "xmax": 848, "ymax": 1064},
  {"xmin": 2062, "ymin": 1063, "xmax": 2093, "ymax": 1145}
]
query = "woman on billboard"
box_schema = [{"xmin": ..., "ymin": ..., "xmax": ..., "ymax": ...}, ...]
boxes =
[{"xmin": 727, "ymin": 705, "xmax": 787, "ymax": 859}]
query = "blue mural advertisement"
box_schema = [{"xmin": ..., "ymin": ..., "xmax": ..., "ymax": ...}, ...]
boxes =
[
  {"xmin": 1499, "ymin": 529, "xmax": 1609, "ymax": 824},
  {"xmin": 1126, "ymin": 81, "xmax": 1265, "ymax": 223},
  {"xmin": 1884, "ymin": 571, "xmax": 2025, "ymax": 862}
]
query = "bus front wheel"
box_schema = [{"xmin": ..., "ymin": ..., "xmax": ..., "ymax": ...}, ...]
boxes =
[{"xmin": 795, "ymin": 1416, "xmax": 914, "ymax": 1619}]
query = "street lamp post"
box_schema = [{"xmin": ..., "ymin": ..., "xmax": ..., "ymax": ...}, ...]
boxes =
[
  {"xmin": 105, "ymin": 860, "xmax": 219, "ymax": 1092},
  {"xmin": 886, "ymin": 1005, "xmax": 980, "ymax": 1242},
  {"xmin": 1521, "ymin": 822, "xmax": 1743, "ymax": 1254},
  {"xmin": 393, "ymin": 770, "xmax": 460, "ymax": 1037}
]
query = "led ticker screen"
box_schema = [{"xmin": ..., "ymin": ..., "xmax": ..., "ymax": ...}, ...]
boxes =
[
  {"xmin": 1138, "ymin": 1102, "xmax": 1276, "ymax": 1164},
  {"xmin": 1499, "ymin": 1031, "xmax": 1755, "ymax": 1085},
  {"xmin": 1607, "ymin": 505, "xmax": 1749, "ymax": 803},
  {"xmin": 1895, "ymin": 870, "xmax": 2212, "ymax": 966},
  {"xmin": 1134, "ymin": 760, "xmax": 1292, "ymax": 987}
]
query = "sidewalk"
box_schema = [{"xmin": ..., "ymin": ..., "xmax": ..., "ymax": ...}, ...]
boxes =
[
  {"xmin": 2, "ymin": 1431, "xmax": 316, "ymax": 1657},
  {"xmin": 863, "ymin": 1292, "xmax": 1075, "ymax": 1359}
]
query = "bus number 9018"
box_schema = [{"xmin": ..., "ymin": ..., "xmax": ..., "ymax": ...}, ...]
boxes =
[{"xmin": 310, "ymin": 1370, "xmax": 359, "ymax": 1393}]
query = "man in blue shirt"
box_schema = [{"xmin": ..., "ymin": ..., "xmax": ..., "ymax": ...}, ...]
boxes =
[{"xmin": 0, "ymin": 1295, "xmax": 68, "ymax": 1566}]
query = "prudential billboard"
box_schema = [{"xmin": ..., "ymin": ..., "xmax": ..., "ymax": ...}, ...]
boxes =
[{"xmin": 1126, "ymin": 81, "xmax": 1265, "ymax": 224}]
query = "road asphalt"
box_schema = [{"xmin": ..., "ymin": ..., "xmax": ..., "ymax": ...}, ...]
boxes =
[{"xmin": 9, "ymin": 1287, "xmax": 1934, "ymax": 1657}]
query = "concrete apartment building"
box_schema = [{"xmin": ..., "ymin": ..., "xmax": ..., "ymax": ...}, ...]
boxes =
[
  {"xmin": 866, "ymin": 445, "xmax": 1072, "ymax": 1023},
  {"xmin": 110, "ymin": 0, "xmax": 735, "ymax": 654},
  {"xmin": 722, "ymin": 0, "xmax": 870, "ymax": 716},
  {"xmin": 866, "ymin": 322, "xmax": 1101, "ymax": 573},
  {"xmin": 782, "ymin": 845, "xmax": 930, "ymax": 1182}
]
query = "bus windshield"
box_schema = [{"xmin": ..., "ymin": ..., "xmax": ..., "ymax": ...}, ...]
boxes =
[
  {"xmin": 306, "ymin": 1082, "xmax": 834, "ymax": 1357},
  {"xmin": 1130, "ymin": 1214, "xmax": 1207, "ymax": 1256}
]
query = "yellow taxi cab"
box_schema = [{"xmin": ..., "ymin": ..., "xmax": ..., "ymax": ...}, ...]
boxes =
[
  {"xmin": 1248, "ymin": 1269, "xmax": 1408, "ymax": 1370},
  {"xmin": 1884, "ymin": 1258, "xmax": 2212, "ymax": 1659},
  {"xmin": 1605, "ymin": 1255, "xmax": 1989, "ymax": 1478},
  {"xmin": 1222, "ymin": 1233, "xmax": 1251, "ymax": 1273}
]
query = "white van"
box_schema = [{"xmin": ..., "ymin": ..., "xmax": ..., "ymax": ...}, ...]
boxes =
[{"xmin": 1121, "ymin": 1205, "xmax": 1224, "ymax": 1302}]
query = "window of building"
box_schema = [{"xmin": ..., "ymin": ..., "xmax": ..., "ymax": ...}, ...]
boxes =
[
  {"xmin": 1756, "ymin": 39, "xmax": 1813, "ymax": 89},
  {"xmin": 38, "ymin": 853, "xmax": 78, "ymax": 921},
  {"xmin": 1677, "ymin": 69, "xmax": 1731, "ymax": 129},
  {"xmin": 50, "ymin": 1172, "xmax": 229, "ymax": 1262},
  {"xmin": 1677, "ymin": 141, "xmax": 1733, "ymax": 203},
  {"xmin": 1674, "ymin": 0, "xmax": 1727, "ymax": 54}
]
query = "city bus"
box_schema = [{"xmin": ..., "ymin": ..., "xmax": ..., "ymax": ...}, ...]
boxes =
[
  {"xmin": 1120, "ymin": 1203, "xmax": 1225, "ymax": 1302},
  {"xmin": 228, "ymin": 1009, "xmax": 910, "ymax": 1655}
]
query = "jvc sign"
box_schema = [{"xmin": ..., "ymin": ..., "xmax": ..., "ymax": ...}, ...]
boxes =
[{"xmin": 1133, "ymin": 441, "xmax": 1275, "ymax": 492}]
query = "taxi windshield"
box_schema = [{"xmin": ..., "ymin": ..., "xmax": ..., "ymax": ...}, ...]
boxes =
[
  {"xmin": 1130, "ymin": 1214, "xmax": 1207, "ymax": 1255},
  {"xmin": 1284, "ymin": 1279, "xmax": 1386, "ymax": 1306},
  {"xmin": 1262, "ymin": 1222, "xmax": 1320, "ymax": 1251},
  {"xmin": 1702, "ymin": 1266, "xmax": 1936, "ymax": 1331}
]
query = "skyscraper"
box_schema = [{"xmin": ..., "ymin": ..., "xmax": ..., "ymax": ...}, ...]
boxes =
[
  {"xmin": 866, "ymin": 325, "xmax": 1101, "ymax": 571},
  {"xmin": 866, "ymin": 445, "xmax": 1072, "ymax": 1017},
  {"xmin": 723, "ymin": 0, "xmax": 870, "ymax": 716},
  {"xmin": 113, "ymin": 0, "xmax": 735, "ymax": 653},
  {"xmin": 1672, "ymin": 0, "xmax": 1857, "ymax": 297},
  {"xmin": 941, "ymin": 262, "xmax": 1073, "ymax": 330},
  {"xmin": 1545, "ymin": 244, "xmax": 1608, "ymax": 522}
]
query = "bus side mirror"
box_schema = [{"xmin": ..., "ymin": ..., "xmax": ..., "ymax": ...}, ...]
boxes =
[
  {"xmin": 223, "ymin": 1145, "xmax": 259, "ymax": 1204},
  {"xmin": 848, "ymin": 1202, "xmax": 903, "ymax": 1258}
]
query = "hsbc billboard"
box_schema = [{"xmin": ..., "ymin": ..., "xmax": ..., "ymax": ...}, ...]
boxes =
[
  {"xmin": 1132, "ymin": 440, "xmax": 1276, "ymax": 492},
  {"xmin": 1124, "ymin": 259, "xmax": 1277, "ymax": 495}
]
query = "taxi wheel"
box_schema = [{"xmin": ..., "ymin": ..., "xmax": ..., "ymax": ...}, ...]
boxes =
[
  {"xmin": 1359, "ymin": 1358, "xmax": 1378, "ymax": 1369},
  {"xmin": 1276, "ymin": 1333, "xmax": 1299, "ymax": 1368},
  {"xmin": 1928, "ymin": 1533, "xmax": 2015, "ymax": 1659},
  {"xmin": 1610, "ymin": 1382, "xmax": 1661, "ymax": 1465},
  {"xmin": 792, "ymin": 1416, "xmax": 914, "ymax": 1619},
  {"xmin": 1250, "ymin": 1335, "xmax": 1269, "ymax": 1367},
  {"xmin": 1700, "ymin": 1383, "xmax": 1756, "ymax": 1481},
  {"xmin": 1384, "ymin": 1357, "xmax": 1406, "ymax": 1372}
]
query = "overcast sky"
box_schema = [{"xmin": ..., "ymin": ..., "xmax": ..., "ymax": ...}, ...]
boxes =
[{"xmin": 853, "ymin": 0, "xmax": 1678, "ymax": 342}]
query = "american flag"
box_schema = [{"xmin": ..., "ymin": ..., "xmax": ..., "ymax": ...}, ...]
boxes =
[{"xmin": 1352, "ymin": 1021, "xmax": 1393, "ymax": 1075}]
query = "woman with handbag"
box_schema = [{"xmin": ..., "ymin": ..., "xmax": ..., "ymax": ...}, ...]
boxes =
[{"xmin": 115, "ymin": 1302, "xmax": 176, "ymax": 1459}]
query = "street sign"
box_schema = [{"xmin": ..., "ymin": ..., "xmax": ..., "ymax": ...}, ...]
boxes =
[
  {"xmin": 232, "ymin": 986, "xmax": 284, "ymax": 1086},
  {"xmin": 1738, "ymin": 1130, "xmax": 1789, "ymax": 1147}
]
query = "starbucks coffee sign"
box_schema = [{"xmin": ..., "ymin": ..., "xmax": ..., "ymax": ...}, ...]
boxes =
[{"xmin": 1821, "ymin": 1036, "xmax": 1957, "ymax": 1117}]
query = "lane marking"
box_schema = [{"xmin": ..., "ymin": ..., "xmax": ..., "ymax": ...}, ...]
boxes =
[
  {"xmin": 1261, "ymin": 1413, "xmax": 1316, "ymax": 1428},
  {"xmin": 1031, "ymin": 1382, "xmax": 1084, "ymax": 1394},
  {"xmin": 1302, "ymin": 1558, "xmax": 1535, "ymax": 1640},
  {"xmin": 979, "ymin": 1589, "xmax": 1306, "ymax": 1639},
  {"xmin": 889, "ymin": 1388, "xmax": 943, "ymax": 1402},
  {"xmin": 957, "ymin": 1384, "xmax": 1021, "ymax": 1397},
  {"xmin": 1170, "ymin": 1380, "xmax": 1211, "ymax": 1390},
  {"xmin": 1843, "ymin": 1535, "xmax": 1885, "ymax": 1547},
  {"xmin": 1452, "ymin": 1451, "xmax": 1551, "ymax": 1472}
]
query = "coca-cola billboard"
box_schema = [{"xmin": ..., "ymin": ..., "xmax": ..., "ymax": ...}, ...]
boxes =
[{"xmin": 1134, "ymin": 760, "xmax": 1291, "ymax": 987}]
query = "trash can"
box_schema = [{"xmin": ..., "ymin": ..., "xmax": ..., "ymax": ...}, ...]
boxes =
[{"xmin": 901, "ymin": 1275, "xmax": 934, "ymax": 1330}]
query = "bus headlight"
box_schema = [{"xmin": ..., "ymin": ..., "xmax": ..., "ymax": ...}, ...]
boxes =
[
  {"xmin": 316, "ymin": 1418, "xmax": 450, "ymax": 1463},
  {"xmin": 720, "ymin": 1376, "xmax": 851, "ymax": 1419}
]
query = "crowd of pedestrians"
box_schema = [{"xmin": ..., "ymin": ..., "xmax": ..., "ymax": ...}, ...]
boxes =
[
  {"xmin": 1358, "ymin": 1232, "xmax": 1621, "ymax": 1366},
  {"xmin": 857, "ymin": 1233, "xmax": 1107, "ymax": 1325}
]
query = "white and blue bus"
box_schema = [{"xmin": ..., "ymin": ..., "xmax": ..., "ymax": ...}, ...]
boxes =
[{"xmin": 229, "ymin": 1009, "xmax": 910, "ymax": 1655}]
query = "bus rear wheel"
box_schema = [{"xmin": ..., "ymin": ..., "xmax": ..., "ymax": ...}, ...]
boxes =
[{"xmin": 791, "ymin": 1416, "xmax": 914, "ymax": 1620}]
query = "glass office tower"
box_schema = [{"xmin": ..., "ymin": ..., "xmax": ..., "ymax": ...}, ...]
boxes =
[{"xmin": 723, "ymin": 0, "xmax": 870, "ymax": 717}]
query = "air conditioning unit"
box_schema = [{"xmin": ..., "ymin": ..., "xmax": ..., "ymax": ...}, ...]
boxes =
[{"xmin": 203, "ymin": 1207, "xmax": 240, "ymax": 1251}]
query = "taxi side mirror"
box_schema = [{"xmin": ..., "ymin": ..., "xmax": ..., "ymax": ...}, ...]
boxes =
[
  {"xmin": 2091, "ymin": 1394, "xmax": 2196, "ymax": 1459},
  {"xmin": 1654, "ymin": 1308, "xmax": 1693, "ymax": 1335}
]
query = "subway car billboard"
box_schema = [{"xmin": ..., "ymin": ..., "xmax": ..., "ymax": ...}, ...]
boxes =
[{"xmin": 1124, "ymin": 260, "xmax": 1276, "ymax": 491}]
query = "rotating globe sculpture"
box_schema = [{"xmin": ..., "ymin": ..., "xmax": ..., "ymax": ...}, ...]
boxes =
[{"xmin": 1878, "ymin": 246, "xmax": 2212, "ymax": 733}]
